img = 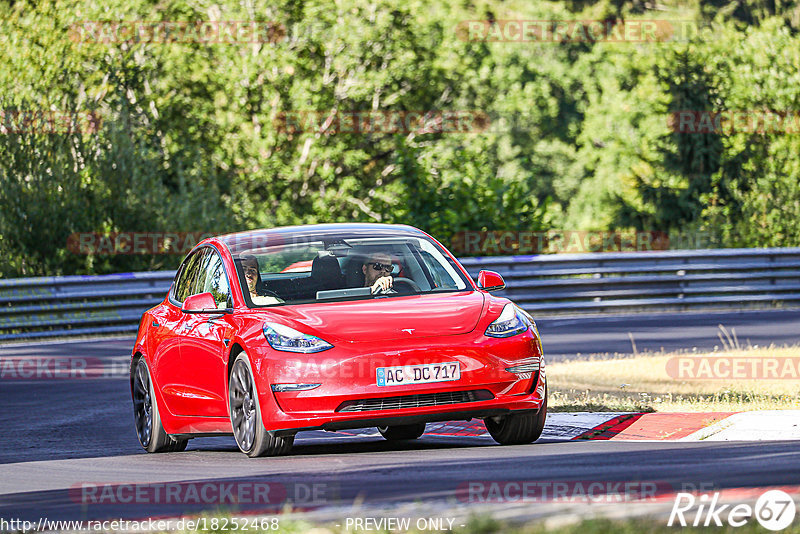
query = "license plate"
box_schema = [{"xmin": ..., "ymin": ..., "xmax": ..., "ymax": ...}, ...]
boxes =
[{"xmin": 376, "ymin": 362, "xmax": 460, "ymax": 387}]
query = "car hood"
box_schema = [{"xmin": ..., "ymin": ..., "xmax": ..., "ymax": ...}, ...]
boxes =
[{"xmin": 265, "ymin": 291, "xmax": 486, "ymax": 342}]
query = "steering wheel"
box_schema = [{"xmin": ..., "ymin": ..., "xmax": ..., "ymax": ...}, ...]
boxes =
[{"xmin": 392, "ymin": 277, "xmax": 422, "ymax": 294}]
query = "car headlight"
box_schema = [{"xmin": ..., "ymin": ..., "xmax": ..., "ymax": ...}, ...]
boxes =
[
  {"xmin": 485, "ymin": 304, "xmax": 529, "ymax": 338},
  {"xmin": 263, "ymin": 322, "xmax": 333, "ymax": 353},
  {"xmin": 517, "ymin": 307, "xmax": 544, "ymax": 354}
]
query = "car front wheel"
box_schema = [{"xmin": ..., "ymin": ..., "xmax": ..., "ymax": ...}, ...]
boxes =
[
  {"xmin": 485, "ymin": 387, "xmax": 547, "ymax": 445},
  {"xmin": 228, "ymin": 352, "xmax": 293, "ymax": 457}
]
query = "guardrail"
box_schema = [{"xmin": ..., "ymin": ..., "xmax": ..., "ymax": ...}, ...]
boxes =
[
  {"xmin": 2, "ymin": 248, "xmax": 800, "ymax": 341},
  {"xmin": 0, "ymin": 272, "xmax": 175, "ymax": 341},
  {"xmin": 460, "ymin": 247, "xmax": 800, "ymax": 315}
]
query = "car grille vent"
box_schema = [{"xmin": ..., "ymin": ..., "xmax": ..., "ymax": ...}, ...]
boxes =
[{"xmin": 336, "ymin": 389, "xmax": 494, "ymax": 413}]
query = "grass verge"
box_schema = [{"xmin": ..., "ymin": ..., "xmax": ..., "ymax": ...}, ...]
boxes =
[{"xmin": 547, "ymin": 344, "xmax": 800, "ymax": 412}]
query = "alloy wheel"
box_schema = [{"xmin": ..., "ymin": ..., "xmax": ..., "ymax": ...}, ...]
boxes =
[
  {"xmin": 132, "ymin": 360, "xmax": 153, "ymax": 447},
  {"xmin": 229, "ymin": 359, "xmax": 257, "ymax": 452}
]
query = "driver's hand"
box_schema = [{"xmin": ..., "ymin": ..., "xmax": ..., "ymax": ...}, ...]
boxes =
[{"xmin": 370, "ymin": 275, "xmax": 393, "ymax": 294}]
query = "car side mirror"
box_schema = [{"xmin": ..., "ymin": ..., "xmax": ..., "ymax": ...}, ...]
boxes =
[
  {"xmin": 182, "ymin": 292, "xmax": 227, "ymax": 314},
  {"xmin": 477, "ymin": 270, "xmax": 505, "ymax": 292}
]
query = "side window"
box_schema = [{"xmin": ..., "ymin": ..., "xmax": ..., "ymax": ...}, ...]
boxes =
[
  {"xmin": 419, "ymin": 250, "xmax": 447, "ymax": 288},
  {"xmin": 174, "ymin": 249, "xmax": 208, "ymax": 303},
  {"xmin": 197, "ymin": 249, "xmax": 231, "ymax": 310}
]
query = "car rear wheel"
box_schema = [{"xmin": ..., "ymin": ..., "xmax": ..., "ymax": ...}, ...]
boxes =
[
  {"xmin": 228, "ymin": 352, "xmax": 294, "ymax": 457},
  {"xmin": 485, "ymin": 386, "xmax": 547, "ymax": 445},
  {"xmin": 132, "ymin": 358, "xmax": 188, "ymax": 453},
  {"xmin": 377, "ymin": 423, "xmax": 426, "ymax": 441}
]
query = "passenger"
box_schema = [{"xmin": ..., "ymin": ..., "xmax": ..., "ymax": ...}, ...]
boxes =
[
  {"xmin": 240, "ymin": 255, "xmax": 284, "ymax": 305},
  {"xmin": 362, "ymin": 252, "xmax": 396, "ymax": 294}
]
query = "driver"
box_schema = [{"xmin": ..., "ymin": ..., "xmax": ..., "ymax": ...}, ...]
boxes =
[
  {"xmin": 241, "ymin": 255, "xmax": 284, "ymax": 305},
  {"xmin": 362, "ymin": 252, "xmax": 396, "ymax": 294}
]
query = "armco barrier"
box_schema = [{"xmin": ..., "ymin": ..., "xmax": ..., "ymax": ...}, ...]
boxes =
[
  {"xmin": 2, "ymin": 248, "xmax": 800, "ymax": 341},
  {"xmin": 0, "ymin": 272, "xmax": 175, "ymax": 341},
  {"xmin": 460, "ymin": 247, "xmax": 800, "ymax": 314}
]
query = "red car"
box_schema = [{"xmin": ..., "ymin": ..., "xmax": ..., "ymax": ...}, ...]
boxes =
[{"xmin": 131, "ymin": 224, "xmax": 547, "ymax": 457}]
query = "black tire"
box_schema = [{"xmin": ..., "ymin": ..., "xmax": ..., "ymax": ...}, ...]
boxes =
[
  {"xmin": 377, "ymin": 423, "xmax": 426, "ymax": 441},
  {"xmin": 485, "ymin": 386, "xmax": 548, "ymax": 445},
  {"xmin": 132, "ymin": 358, "xmax": 188, "ymax": 453},
  {"xmin": 228, "ymin": 352, "xmax": 294, "ymax": 458}
]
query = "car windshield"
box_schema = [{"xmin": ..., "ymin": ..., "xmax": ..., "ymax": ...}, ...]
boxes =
[{"xmin": 227, "ymin": 232, "xmax": 472, "ymax": 307}]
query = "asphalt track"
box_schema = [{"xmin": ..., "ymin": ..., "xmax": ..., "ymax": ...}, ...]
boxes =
[{"xmin": 1, "ymin": 309, "xmax": 799, "ymax": 523}]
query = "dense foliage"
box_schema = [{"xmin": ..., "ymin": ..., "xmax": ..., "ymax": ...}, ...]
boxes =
[{"xmin": 1, "ymin": 0, "xmax": 799, "ymax": 276}]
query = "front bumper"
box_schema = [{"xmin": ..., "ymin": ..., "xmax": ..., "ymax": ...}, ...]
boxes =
[{"xmin": 249, "ymin": 329, "xmax": 547, "ymax": 434}]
